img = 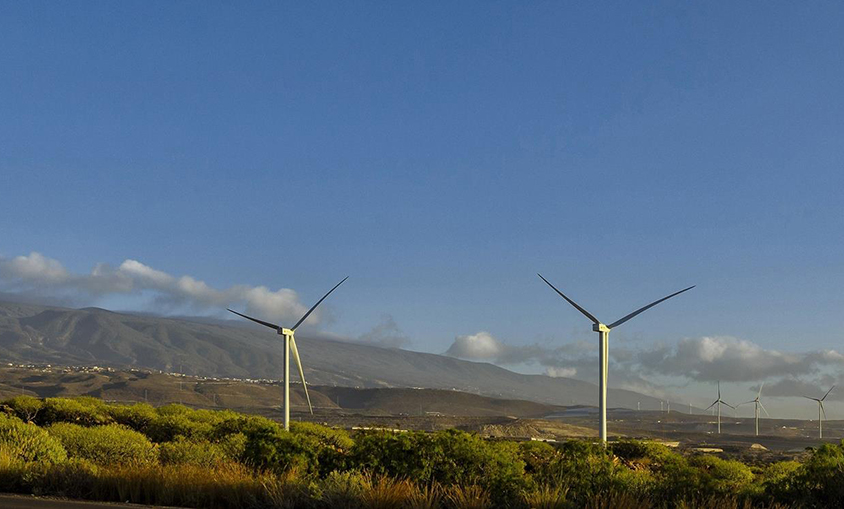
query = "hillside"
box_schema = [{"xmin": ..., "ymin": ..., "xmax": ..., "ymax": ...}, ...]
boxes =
[{"xmin": 0, "ymin": 300, "xmax": 664, "ymax": 409}]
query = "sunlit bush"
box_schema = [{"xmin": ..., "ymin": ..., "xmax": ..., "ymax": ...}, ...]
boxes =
[
  {"xmin": 2, "ymin": 395, "xmax": 44, "ymax": 423},
  {"xmin": 158, "ymin": 438, "xmax": 226, "ymax": 467},
  {"xmin": 37, "ymin": 397, "xmax": 112, "ymax": 426},
  {"xmin": 0, "ymin": 414, "xmax": 67, "ymax": 464},
  {"xmin": 48, "ymin": 423, "xmax": 157, "ymax": 466},
  {"xmin": 144, "ymin": 412, "xmax": 215, "ymax": 442},
  {"xmin": 105, "ymin": 402, "xmax": 157, "ymax": 432},
  {"xmin": 689, "ymin": 454, "xmax": 755, "ymax": 494},
  {"xmin": 351, "ymin": 429, "xmax": 526, "ymax": 501},
  {"xmin": 241, "ymin": 421, "xmax": 321, "ymax": 474}
]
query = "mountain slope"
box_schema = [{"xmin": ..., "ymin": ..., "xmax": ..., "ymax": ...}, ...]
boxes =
[{"xmin": 0, "ymin": 300, "xmax": 663, "ymax": 409}]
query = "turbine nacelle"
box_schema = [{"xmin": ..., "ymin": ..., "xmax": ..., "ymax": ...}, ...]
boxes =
[
  {"xmin": 593, "ymin": 323, "xmax": 610, "ymax": 333},
  {"xmin": 280, "ymin": 328, "xmax": 294, "ymax": 336}
]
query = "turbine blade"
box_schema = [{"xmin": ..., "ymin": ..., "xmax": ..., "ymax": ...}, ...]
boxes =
[
  {"xmin": 759, "ymin": 401, "xmax": 770, "ymax": 418},
  {"xmin": 718, "ymin": 381, "xmax": 721, "ymax": 399},
  {"xmin": 227, "ymin": 309, "xmax": 281, "ymax": 331},
  {"xmin": 820, "ymin": 402, "xmax": 827, "ymax": 419},
  {"xmin": 537, "ymin": 274, "xmax": 600, "ymax": 324},
  {"xmin": 739, "ymin": 400, "xmax": 755, "ymax": 406},
  {"xmin": 804, "ymin": 396, "xmax": 821, "ymax": 402},
  {"xmin": 607, "ymin": 285, "xmax": 695, "ymax": 329},
  {"xmin": 822, "ymin": 385, "xmax": 836, "ymax": 401},
  {"xmin": 289, "ymin": 337, "xmax": 313, "ymax": 414},
  {"xmin": 291, "ymin": 277, "xmax": 349, "ymax": 331},
  {"xmin": 758, "ymin": 381, "xmax": 765, "ymax": 399},
  {"xmin": 722, "ymin": 401, "xmax": 736, "ymax": 410},
  {"xmin": 705, "ymin": 400, "xmax": 718, "ymax": 411}
]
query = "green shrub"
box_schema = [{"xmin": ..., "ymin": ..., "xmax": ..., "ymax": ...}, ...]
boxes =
[
  {"xmin": 519, "ymin": 441, "xmax": 559, "ymax": 483},
  {"xmin": 3, "ymin": 395, "xmax": 44, "ymax": 423},
  {"xmin": 159, "ymin": 439, "xmax": 226, "ymax": 467},
  {"xmin": 219, "ymin": 432, "xmax": 248, "ymax": 461},
  {"xmin": 292, "ymin": 420, "xmax": 354, "ymax": 450},
  {"xmin": 145, "ymin": 413, "xmax": 215, "ymax": 443},
  {"xmin": 351, "ymin": 429, "xmax": 526, "ymax": 501},
  {"xmin": 319, "ymin": 470, "xmax": 367, "ymax": 508},
  {"xmin": 241, "ymin": 421, "xmax": 321, "ymax": 474},
  {"xmin": 105, "ymin": 403, "xmax": 157, "ymax": 432},
  {"xmin": 779, "ymin": 441, "xmax": 844, "ymax": 507},
  {"xmin": 689, "ymin": 454, "xmax": 755, "ymax": 495},
  {"xmin": 48, "ymin": 423, "xmax": 157, "ymax": 466},
  {"xmin": 611, "ymin": 439, "xmax": 673, "ymax": 465},
  {"xmin": 0, "ymin": 414, "xmax": 67, "ymax": 464},
  {"xmin": 29, "ymin": 458, "xmax": 99, "ymax": 499},
  {"xmin": 37, "ymin": 397, "xmax": 112, "ymax": 426},
  {"xmin": 761, "ymin": 460, "xmax": 801, "ymax": 502},
  {"xmin": 0, "ymin": 446, "xmax": 28, "ymax": 493}
]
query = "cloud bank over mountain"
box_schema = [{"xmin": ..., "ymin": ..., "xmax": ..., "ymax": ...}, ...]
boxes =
[
  {"xmin": 0, "ymin": 252, "xmax": 313, "ymax": 326},
  {"xmin": 445, "ymin": 331, "xmax": 844, "ymax": 401}
]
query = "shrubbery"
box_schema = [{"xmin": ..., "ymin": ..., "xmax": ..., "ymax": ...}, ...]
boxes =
[
  {"xmin": 351, "ymin": 429, "xmax": 526, "ymax": 499},
  {"xmin": 0, "ymin": 414, "xmax": 67, "ymax": 464},
  {"xmin": 48, "ymin": 422, "xmax": 158, "ymax": 466},
  {"xmin": 3, "ymin": 395, "xmax": 844, "ymax": 508}
]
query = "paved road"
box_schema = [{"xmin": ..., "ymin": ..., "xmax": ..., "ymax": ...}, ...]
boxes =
[{"xmin": 0, "ymin": 494, "xmax": 170, "ymax": 508}]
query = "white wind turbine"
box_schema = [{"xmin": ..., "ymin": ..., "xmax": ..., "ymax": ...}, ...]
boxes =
[
  {"xmin": 804, "ymin": 385, "xmax": 835, "ymax": 439},
  {"xmin": 537, "ymin": 274, "xmax": 694, "ymax": 444},
  {"xmin": 705, "ymin": 381, "xmax": 734, "ymax": 434},
  {"xmin": 228, "ymin": 277, "xmax": 348, "ymax": 430},
  {"xmin": 738, "ymin": 382, "xmax": 769, "ymax": 436}
]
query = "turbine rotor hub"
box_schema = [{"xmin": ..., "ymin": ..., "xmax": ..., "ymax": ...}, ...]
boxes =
[
  {"xmin": 593, "ymin": 323, "xmax": 610, "ymax": 332},
  {"xmin": 281, "ymin": 328, "xmax": 294, "ymax": 336}
]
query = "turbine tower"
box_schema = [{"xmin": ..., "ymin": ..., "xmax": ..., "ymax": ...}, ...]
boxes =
[
  {"xmin": 738, "ymin": 382, "xmax": 769, "ymax": 436},
  {"xmin": 228, "ymin": 277, "xmax": 348, "ymax": 430},
  {"xmin": 705, "ymin": 381, "xmax": 735, "ymax": 434},
  {"xmin": 537, "ymin": 274, "xmax": 694, "ymax": 444},
  {"xmin": 804, "ymin": 385, "xmax": 835, "ymax": 439}
]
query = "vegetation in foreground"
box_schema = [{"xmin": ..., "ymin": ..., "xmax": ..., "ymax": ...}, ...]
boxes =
[{"xmin": 0, "ymin": 396, "xmax": 840, "ymax": 508}]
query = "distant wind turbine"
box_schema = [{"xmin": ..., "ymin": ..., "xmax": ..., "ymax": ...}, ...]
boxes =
[
  {"xmin": 738, "ymin": 382, "xmax": 769, "ymax": 436},
  {"xmin": 537, "ymin": 274, "xmax": 694, "ymax": 444},
  {"xmin": 705, "ymin": 381, "xmax": 735, "ymax": 434},
  {"xmin": 804, "ymin": 385, "xmax": 835, "ymax": 439},
  {"xmin": 228, "ymin": 277, "xmax": 348, "ymax": 430}
]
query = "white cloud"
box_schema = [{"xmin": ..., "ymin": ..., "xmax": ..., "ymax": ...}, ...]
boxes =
[
  {"xmin": 546, "ymin": 367, "xmax": 577, "ymax": 378},
  {"xmin": 443, "ymin": 328, "xmax": 844, "ymax": 401},
  {"xmin": 445, "ymin": 331, "xmax": 505, "ymax": 361},
  {"xmin": 119, "ymin": 260, "xmax": 174, "ymax": 288},
  {"xmin": 1, "ymin": 252, "xmax": 70, "ymax": 283},
  {"xmin": 636, "ymin": 336, "xmax": 844, "ymax": 382},
  {"xmin": 0, "ymin": 252, "xmax": 314, "ymax": 326}
]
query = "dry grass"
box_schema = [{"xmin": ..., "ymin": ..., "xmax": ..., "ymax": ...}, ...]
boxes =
[
  {"xmin": 359, "ymin": 475, "xmax": 414, "ymax": 509},
  {"xmin": 444, "ymin": 485, "xmax": 491, "ymax": 509},
  {"xmin": 94, "ymin": 462, "xmax": 267, "ymax": 508},
  {"xmin": 404, "ymin": 483, "xmax": 442, "ymax": 509},
  {"xmin": 522, "ymin": 485, "xmax": 569, "ymax": 509}
]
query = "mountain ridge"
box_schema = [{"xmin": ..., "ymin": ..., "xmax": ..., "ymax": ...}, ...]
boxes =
[{"xmin": 0, "ymin": 300, "xmax": 663, "ymax": 409}]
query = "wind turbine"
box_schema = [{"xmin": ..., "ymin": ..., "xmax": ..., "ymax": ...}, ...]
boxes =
[
  {"xmin": 738, "ymin": 382, "xmax": 769, "ymax": 436},
  {"xmin": 803, "ymin": 385, "xmax": 835, "ymax": 439},
  {"xmin": 537, "ymin": 274, "xmax": 694, "ymax": 444},
  {"xmin": 228, "ymin": 277, "xmax": 348, "ymax": 430},
  {"xmin": 705, "ymin": 381, "xmax": 735, "ymax": 434}
]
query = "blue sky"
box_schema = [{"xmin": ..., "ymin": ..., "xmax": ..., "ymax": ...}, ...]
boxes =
[{"xmin": 2, "ymin": 2, "xmax": 844, "ymax": 416}]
